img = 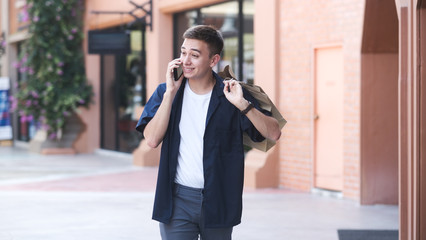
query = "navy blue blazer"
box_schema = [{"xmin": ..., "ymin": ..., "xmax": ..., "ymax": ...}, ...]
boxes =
[{"xmin": 136, "ymin": 71, "xmax": 270, "ymax": 228}]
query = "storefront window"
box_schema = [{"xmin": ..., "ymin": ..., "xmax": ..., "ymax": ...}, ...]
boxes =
[
  {"xmin": 173, "ymin": 0, "xmax": 254, "ymax": 83},
  {"xmin": 243, "ymin": 0, "xmax": 254, "ymax": 83}
]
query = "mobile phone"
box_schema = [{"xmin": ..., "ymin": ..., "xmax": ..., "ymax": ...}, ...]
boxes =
[{"xmin": 173, "ymin": 65, "xmax": 183, "ymax": 81}]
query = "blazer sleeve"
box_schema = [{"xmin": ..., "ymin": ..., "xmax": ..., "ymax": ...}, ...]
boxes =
[
  {"xmin": 135, "ymin": 83, "xmax": 166, "ymax": 134},
  {"xmin": 240, "ymin": 89, "xmax": 272, "ymax": 142}
]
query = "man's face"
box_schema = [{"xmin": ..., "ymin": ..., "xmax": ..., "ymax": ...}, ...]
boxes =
[{"xmin": 180, "ymin": 38, "xmax": 217, "ymax": 81}]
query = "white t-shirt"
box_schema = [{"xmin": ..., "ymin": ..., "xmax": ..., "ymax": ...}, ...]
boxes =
[{"xmin": 175, "ymin": 83, "xmax": 212, "ymax": 189}]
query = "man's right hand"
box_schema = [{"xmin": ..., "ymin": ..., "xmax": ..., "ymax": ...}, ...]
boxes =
[
  {"xmin": 166, "ymin": 58, "xmax": 184, "ymax": 94},
  {"xmin": 144, "ymin": 59, "xmax": 184, "ymax": 148}
]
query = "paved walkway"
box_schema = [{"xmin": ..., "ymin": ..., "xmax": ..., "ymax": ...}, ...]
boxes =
[{"xmin": 0, "ymin": 146, "xmax": 398, "ymax": 240}]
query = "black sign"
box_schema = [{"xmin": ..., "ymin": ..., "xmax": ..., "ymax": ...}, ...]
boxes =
[{"xmin": 88, "ymin": 30, "xmax": 131, "ymax": 55}]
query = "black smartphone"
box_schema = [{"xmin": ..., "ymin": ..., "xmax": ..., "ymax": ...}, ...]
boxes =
[{"xmin": 173, "ymin": 65, "xmax": 183, "ymax": 81}]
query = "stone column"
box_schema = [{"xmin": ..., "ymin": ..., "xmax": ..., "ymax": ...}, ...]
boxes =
[{"xmin": 396, "ymin": 0, "xmax": 425, "ymax": 239}]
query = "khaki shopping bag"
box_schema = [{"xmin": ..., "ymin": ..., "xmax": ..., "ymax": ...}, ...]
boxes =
[{"xmin": 218, "ymin": 65, "xmax": 286, "ymax": 152}]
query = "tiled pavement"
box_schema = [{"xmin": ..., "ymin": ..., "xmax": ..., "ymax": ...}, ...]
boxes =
[{"xmin": 0, "ymin": 146, "xmax": 398, "ymax": 240}]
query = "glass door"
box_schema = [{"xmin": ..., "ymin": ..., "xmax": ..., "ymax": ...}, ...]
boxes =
[{"xmin": 100, "ymin": 30, "xmax": 144, "ymax": 153}]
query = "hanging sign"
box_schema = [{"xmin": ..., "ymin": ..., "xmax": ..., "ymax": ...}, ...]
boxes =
[{"xmin": 88, "ymin": 30, "xmax": 131, "ymax": 55}]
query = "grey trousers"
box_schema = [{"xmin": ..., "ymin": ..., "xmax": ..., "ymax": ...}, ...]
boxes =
[{"xmin": 159, "ymin": 184, "xmax": 233, "ymax": 240}]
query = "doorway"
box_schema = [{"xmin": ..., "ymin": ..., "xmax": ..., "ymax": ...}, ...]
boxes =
[
  {"xmin": 99, "ymin": 29, "xmax": 145, "ymax": 153},
  {"xmin": 314, "ymin": 46, "xmax": 344, "ymax": 191}
]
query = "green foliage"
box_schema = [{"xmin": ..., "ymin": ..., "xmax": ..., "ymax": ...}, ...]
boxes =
[{"xmin": 13, "ymin": 0, "xmax": 93, "ymax": 139}]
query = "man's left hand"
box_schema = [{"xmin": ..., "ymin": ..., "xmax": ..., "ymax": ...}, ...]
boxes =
[{"xmin": 223, "ymin": 79, "xmax": 249, "ymax": 111}]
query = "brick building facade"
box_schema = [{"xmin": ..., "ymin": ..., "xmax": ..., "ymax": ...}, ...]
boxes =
[
  {"xmin": 2, "ymin": 2, "xmax": 425, "ymax": 238},
  {"xmin": 2, "ymin": 0, "xmax": 425, "ymax": 238},
  {"xmin": 279, "ymin": 1, "xmax": 364, "ymax": 200}
]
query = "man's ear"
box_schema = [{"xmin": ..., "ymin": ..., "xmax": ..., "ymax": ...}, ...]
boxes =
[{"xmin": 210, "ymin": 54, "xmax": 221, "ymax": 68}]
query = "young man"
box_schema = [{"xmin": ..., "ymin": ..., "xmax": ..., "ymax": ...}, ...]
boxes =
[{"xmin": 136, "ymin": 25, "xmax": 281, "ymax": 240}]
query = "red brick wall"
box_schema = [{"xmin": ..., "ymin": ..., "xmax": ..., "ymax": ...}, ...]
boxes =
[{"xmin": 278, "ymin": 0, "xmax": 364, "ymax": 200}]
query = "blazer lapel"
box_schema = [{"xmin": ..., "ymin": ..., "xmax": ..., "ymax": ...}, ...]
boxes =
[{"xmin": 205, "ymin": 72, "xmax": 225, "ymax": 128}]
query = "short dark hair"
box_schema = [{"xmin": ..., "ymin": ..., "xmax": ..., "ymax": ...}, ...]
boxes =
[{"xmin": 183, "ymin": 25, "xmax": 224, "ymax": 57}]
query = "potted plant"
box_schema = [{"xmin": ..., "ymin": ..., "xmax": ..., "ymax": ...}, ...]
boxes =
[{"xmin": 10, "ymin": 0, "xmax": 93, "ymax": 152}]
